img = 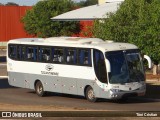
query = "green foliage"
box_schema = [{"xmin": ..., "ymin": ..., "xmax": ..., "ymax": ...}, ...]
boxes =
[
  {"xmin": 22, "ymin": 0, "xmax": 80, "ymax": 37},
  {"xmin": 93, "ymin": 0, "xmax": 160, "ymax": 64},
  {"xmin": 5, "ymin": 2, "xmax": 19, "ymax": 6},
  {"xmin": 76, "ymin": 0, "xmax": 98, "ymax": 7}
]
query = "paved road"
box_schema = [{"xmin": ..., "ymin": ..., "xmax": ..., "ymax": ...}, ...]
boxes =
[
  {"xmin": 0, "ymin": 49, "xmax": 6, "ymax": 56},
  {"xmin": 0, "ymin": 56, "xmax": 6, "ymax": 63},
  {"xmin": 0, "ymin": 78, "xmax": 160, "ymax": 111},
  {"xmin": 0, "ymin": 55, "xmax": 7, "ymax": 76}
]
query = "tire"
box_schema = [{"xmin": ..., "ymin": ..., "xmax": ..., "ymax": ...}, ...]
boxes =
[
  {"xmin": 114, "ymin": 97, "xmax": 128, "ymax": 103},
  {"xmin": 119, "ymin": 97, "xmax": 128, "ymax": 102},
  {"xmin": 35, "ymin": 81, "xmax": 46, "ymax": 97},
  {"xmin": 85, "ymin": 86, "xmax": 97, "ymax": 102}
]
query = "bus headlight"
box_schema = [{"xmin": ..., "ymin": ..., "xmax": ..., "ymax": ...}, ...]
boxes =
[
  {"xmin": 110, "ymin": 89, "xmax": 120, "ymax": 93},
  {"xmin": 140, "ymin": 85, "xmax": 146, "ymax": 90},
  {"xmin": 110, "ymin": 89, "xmax": 119, "ymax": 98}
]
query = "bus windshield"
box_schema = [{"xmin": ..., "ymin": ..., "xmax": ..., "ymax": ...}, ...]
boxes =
[{"xmin": 105, "ymin": 50, "xmax": 145, "ymax": 84}]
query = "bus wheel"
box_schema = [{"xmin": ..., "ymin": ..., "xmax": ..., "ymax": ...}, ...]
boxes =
[
  {"xmin": 86, "ymin": 86, "xmax": 97, "ymax": 102},
  {"xmin": 117, "ymin": 97, "xmax": 128, "ymax": 103},
  {"xmin": 35, "ymin": 81, "xmax": 46, "ymax": 97}
]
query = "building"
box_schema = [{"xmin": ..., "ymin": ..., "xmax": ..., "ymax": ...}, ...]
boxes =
[
  {"xmin": 0, "ymin": 0, "xmax": 124, "ymax": 45},
  {"xmin": 0, "ymin": 6, "xmax": 33, "ymax": 44}
]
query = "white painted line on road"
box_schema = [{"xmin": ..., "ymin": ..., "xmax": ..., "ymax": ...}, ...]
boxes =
[
  {"xmin": 0, "ymin": 76, "xmax": 8, "ymax": 78},
  {"xmin": 0, "ymin": 64, "xmax": 6, "ymax": 66}
]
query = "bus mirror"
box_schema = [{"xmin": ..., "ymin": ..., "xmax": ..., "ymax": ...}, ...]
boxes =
[
  {"xmin": 105, "ymin": 59, "xmax": 111, "ymax": 73},
  {"xmin": 144, "ymin": 55, "xmax": 152, "ymax": 69}
]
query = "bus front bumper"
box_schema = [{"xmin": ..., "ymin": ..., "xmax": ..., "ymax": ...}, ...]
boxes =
[{"xmin": 109, "ymin": 90, "xmax": 146, "ymax": 100}]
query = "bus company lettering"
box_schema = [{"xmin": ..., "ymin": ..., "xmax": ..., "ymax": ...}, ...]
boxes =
[
  {"xmin": 41, "ymin": 71, "xmax": 59, "ymax": 76},
  {"xmin": 41, "ymin": 64, "xmax": 59, "ymax": 76}
]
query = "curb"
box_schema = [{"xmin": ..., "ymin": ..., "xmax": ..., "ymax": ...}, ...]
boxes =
[
  {"xmin": 0, "ymin": 64, "xmax": 7, "ymax": 66},
  {"xmin": 132, "ymin": 97, "xmax": 160, "ymax": 102},
  {"xmin": 146, "ymin": 79, "xmax": 160, "ymax": 82},
  {"xmin": 0, "ymin": 76, "xmax": 8, "ymax": 78}
]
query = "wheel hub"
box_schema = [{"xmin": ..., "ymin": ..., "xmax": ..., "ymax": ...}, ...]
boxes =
[{"xmin": 88, "ymin": 89, "xmax": 95, "ymax": 100}]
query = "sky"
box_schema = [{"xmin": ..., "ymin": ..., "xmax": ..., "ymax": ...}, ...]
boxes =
[{"xmin": 0, "ymin": 0, "xmax": 86, "ymax": 6}]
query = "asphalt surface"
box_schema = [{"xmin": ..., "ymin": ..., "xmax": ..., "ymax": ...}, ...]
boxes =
[
  {"xmin": 0, "ymin": 78, "xmax": 160, "ymax": 111},
  {"xmin": 0, "ymin": 49, "xmax": 6, "ymax": 56},
  {"xmin": 0, "ymin": 55, "xmax": 7, "ymax": 76}
]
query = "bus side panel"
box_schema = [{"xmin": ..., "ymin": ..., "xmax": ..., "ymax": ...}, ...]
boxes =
[
  {"xmin": 60, "ymin": 77, "xmax": 102, "ymax": 97},
  {"xmin": 7, "ymin": 59, "xmax": 109, "ymax": 99},
  {"xmin": 8, "ymin": 71, "xmax": 110, "ymax": 99},
  {"xmin": 77, "ymin": 79, "xmax": 99, "ymax": 97},
  {"xmin": 99, "ymin": 88, "xmax": 111, "ymax": 99},
  {"xmin": 8, "ymin": 72, "xmax": 28, "ymax": 88},
  {"xmin": 61, "ymin": 77, "xmax": 77, "ymax": 95},
  {"xmin": 25, "ymin": 74, "xmax": 62, "ymax": 93},
  {"xmin": 45, "ymin": 76, "xmax": 62, "ymax": 93}
]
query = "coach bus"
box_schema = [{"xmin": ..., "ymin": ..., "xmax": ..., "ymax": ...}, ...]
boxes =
[{"xmin": 7, "ymin": 37, "xmax": 152, "ymax": 102}]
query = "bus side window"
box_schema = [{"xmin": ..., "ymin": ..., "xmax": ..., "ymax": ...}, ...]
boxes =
[
  {"xmin": 9, "ymin": 45, "xmax": 17, "ymax": 60},
  {"xmin": 52, "ymin": 48, "xmax": 64, "ymax": 63},
  {"xmin": 66, "ymin": 48, "xmax": 77, "ymax": 64},
  {"xmin": 78, "ymin": 49, "xmax": 91, "ymax": 66},
  {"xmin": 17, "ymin": 46, "xmax": 22, "ymax": 60},
  {"xmin": 26, "ymin": 46, "xmax": 37, "ymax": 61},
  {"xmin": 21, "ymin": 46, "xmax": 26, "ymax": 60},
  {"xmin": 93, "ymin": 49, "xmax": 107, "ymax": 83},
  {"xmin": 39, "ymin": 47, "xmax": 51, "ymax": 62}
]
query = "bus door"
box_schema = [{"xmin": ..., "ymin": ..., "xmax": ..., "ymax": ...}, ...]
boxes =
[{"xmin": 93, "ymin": 49, "xmax": 108, "ymax": 97}]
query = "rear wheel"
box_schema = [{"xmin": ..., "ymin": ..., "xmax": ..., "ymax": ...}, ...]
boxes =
[
  {"xmin": 35, "ymin": 81, "xmax": 46, "ymax": 97},
  {"xmin": 85, "ymin": 86, "xmax": 97, "ymax": 102}
]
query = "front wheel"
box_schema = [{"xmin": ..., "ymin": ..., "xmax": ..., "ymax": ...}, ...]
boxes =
[
  {"xmin": 86, "ymin": 86, "xmax": 97, "ymax": 102},
  {"xmin": 35, "ymin": 81, "xmax": 46, "ymax": 97}
]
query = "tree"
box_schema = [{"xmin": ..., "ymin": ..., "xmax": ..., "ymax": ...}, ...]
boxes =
[
  {"xmin": 85, "ymin": 0, "xmax": 98, "ymax": 6},
  {"xmin": 5, "ymin": 2, "xmax": 19, "ymax": 6},
  {"xmin": 93, "ymin": 0, "xmax": 160, "ymax": 73},
  {"xmin": 76, "ymin": 0, "xmax": 98, "ymax": 7},
  {"xmin": 22, "ymin": 0, "xmax": 80, "ymax": 37}
]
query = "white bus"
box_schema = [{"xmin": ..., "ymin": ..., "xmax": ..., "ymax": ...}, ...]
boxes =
[{"xmin": 7, "ymin": 37, "xmax": 151, "ymax": 102}]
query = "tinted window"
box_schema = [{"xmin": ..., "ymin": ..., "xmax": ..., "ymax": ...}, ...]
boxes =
[
  {"xmin": 17, "ymin": 46, "xmax": 26, "ymax": 60},
  {"xmin": 66, "ymin": 48, "xmax": 77, "ymax": 64},
  {"xmin": 26, "ymin": 46, "xmax": 38, "ymax": 61},
  {"xmin": 93, "ymin": 49, "xmax": 107, "ymax": 83},
  {"xmin": 39, "ymin": 47, "xmax": 51, "ymax": 62},
  {"xmin": 52, "ymin": 48, "xmax": 64, "ymax": 63},
  {"xmin": 8, "ymin": 44, "xmax": 93, "ymax": 67},
  {"xmin": 78, "ymin": 49, "xmax": 91, "ymax": 66},
  {"xmin": 9, "ymin": 45, "xmax": 17, "ymax": 59},
  {"xmin": 106, "ymin": 51, "xmax": 129, "ymax": 84}
]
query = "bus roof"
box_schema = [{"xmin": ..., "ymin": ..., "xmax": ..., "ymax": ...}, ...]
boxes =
[{"xmin": 8, "ymin": 37, "xmax": 138, "ymax": 52}]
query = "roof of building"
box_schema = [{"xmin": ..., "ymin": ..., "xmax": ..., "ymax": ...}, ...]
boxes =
[{"xmin": 51, "ymin": 1, "xmax": 124, "ymax": 21}]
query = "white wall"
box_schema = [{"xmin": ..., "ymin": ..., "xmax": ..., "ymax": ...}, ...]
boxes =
[{"xmin": 98, "ymin": 0, "xmax": 125, "ymax": 4}]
